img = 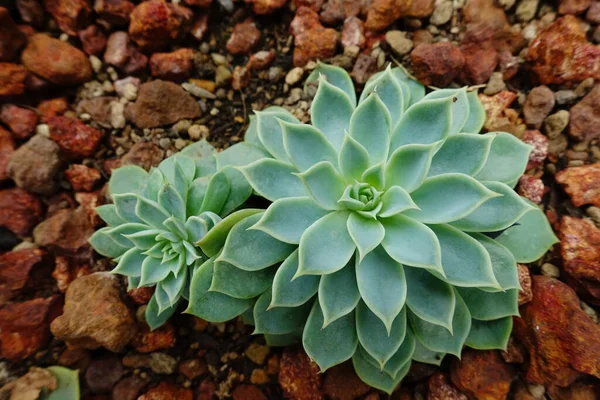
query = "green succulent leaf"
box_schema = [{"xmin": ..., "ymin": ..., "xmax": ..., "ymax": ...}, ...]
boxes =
[
  {"xmin": 113, "ymin": 193, "xmax": 142, "ymax": 223},
  {"xmin": 350, "ymin": 93, "xmax": 391, "ymax": 165},
  {"xmin": 390, "ymin": 96, "xmax": 453, "ymax": 151},
  {"xmin": 318, "ymin": 261, "xmax": 360, "ymax": 327},
  {"xmin": 96, "ymin": 204, "xmax": 125, "ymax": 226},
  {"xmin": 303, "ymin": 299, "xmax": 358, "ymax": 371},
  {"xmin": 360, "ymin": 65, "xmax": 406, "ymax": 127},
  {"xmin": 89, "ymin": 228, "xmax": 129, "ymax": 258},
  {"xmin": 254, "ymin": 290, "xmax": 312, "ymax": 334},
  {"xmin": 356, "ymin": 246, "xmax": 406, "ymax": 333},
  {"xmin": 409, "ymin": 290, "xmax": 471, "ymax": 356},
  {"xmin": 347, "ymin": 214, "xmax": 385, "ymax": 261},
  {"xmin": 470, "ymin": 233, "xmax": 520, "ymax": 291},
  {"xmin": 353, "ymin": 346, "xmax": 407, "ymax": 395},
  {"xmin": 256, "ymin": 109, "xmax": 300, "ymax": 162},
  {"xmin": 411, "ymin": 336, "xmax": 446, "ymax": 366},
  {"xmin": 146, "ymin": 294, "xmax": 177, "ymax": 330},
  {"xmin": 493, "ymin": 202, "xmax": 559, "ymax": 263},
  {"xmin": 251, "ymin": 197, "xmax": 329, "ymax": 244},
  {"xmin": 187, "ymin": 178, "xmax": 208, "ymax": 217},
  {"xmin": 422, "ymin": 88, "xmax": 469, "ymax": 135},
  {"xmin": 429, "ymin": 133, "xmax": 493, "ymax": 177},
  {"xmin": 241, "ymin": 159, "xmax": 306, "ymax": 201},
  {"xmin": 158, "ymin": 183, "xmax": 186, "ymax": 222},
  {"xmin": 109, "ymin": 165, "xmax": 148, "ymax": 195},
  {"xmin": 378, "ymin": 186, "xmax": 419, "ymax": 218},
  {"xmin": 380, "ymin": 214, "xmax": 442, "ymax": 273},
  {"xmin": 219, "ymin": 213, "xmax": 296, "ymax": 271},
  {"xmin": 211, "ymin": 260, "xmax": 276, "ymax": 299},
  {"xmin": 271, "ymin": 250, "xmax": 320, "ymax": 308},
  {"xmin": 360, "ymin": 162, "xmax": 385, "ymax": 191},
  {"xmin": 104, "ymin": 223, "xmax": 148, "ymax": 247},
  {"xmin": 44, "ymin": 366, "xmax": 80, "ymax": 400},
  {"xmin": 215, "ymin": 142, "xmax": 270, "ymax": 168},
  {"xmin": 186, "ymin": 258, "xmax": 253, "ymax": 322},
  {"xmin": 305, "ymin": 62, "xmax": 357, "ymax": 106},
  {"xmin": 140, "ymin": 256, "xmax": 171, "ymax": 286},
  {"xmin": 297, "ymin": 161, "xmax": 347, "ymax": 210},
  {"xmin": 404, "ymin": 266, "xmax": 455, "ymax": 330},
  {"xmin": 197, "ymin": 209, "xmax": 263, "ymax": 257},
  {"xmin": 457, "ymin": 287, "xmax": 519, "ymax": 321},
  {"xmin": 281, "ymin": 120, "xmax": 339, "ymax": 172},
  {"xmin": 390, "ymin": 66, "xmax": 425, "ymax": 106},
  {"xmin": 475, "ymin": 132, "xmax": 532, "ymax": 187},
  {"xmin": 311, "ymin": 77, "xmax": 355, "ymax": 151},
  {"xmin": 143, "ymin": 168, "xmax": 166, "ymax": 202},
  {"xmin": 405, "ymin": 173, "xmax": 500, "ymax": 224},
  {"xmin": 383, "ymin": 329, "xmax": 416, "ymax": 379},
  {"xmin": 199, "ymin": 171, "xmax": 230, "ymax": 215},
  {"xmin": 297, "ymin": 211, "xmax": 355, "ymax": 277},
  {"xmin": 112, "ymin": 247, "xmax": 145, "ymax": 277},
  {"xmin": 135, "ymin": 196, "xmax": 170, "ymax": 228},
  {"xmin": 385, "ymin": 142, "xmax": 440, "ymax": 192},
  {"xmin": 356, "ymin": 302, "xmax": 407, "ymax": 367},
  {"xmin": 219, "ymin": 167, "xmax": 253, "ymax": 216},
  {"xmin": 465, "ymin": 317, "xmax": 512, "ymax": 350},
  {"xmin": 264, "ymin": 330, "xmax": 302, "ymax": 347},
  {"xmin": 339, "ymin": 133, "xmax": 370, "ymax": 182},
  {"xmin": 462, "ymin": 91, "xmax": 486, "ymax": 134}
]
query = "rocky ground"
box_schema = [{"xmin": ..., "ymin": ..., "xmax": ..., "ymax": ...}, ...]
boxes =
[{"xmin": 0, "ymin": 0, "xmax": 600, "ymax": 399}]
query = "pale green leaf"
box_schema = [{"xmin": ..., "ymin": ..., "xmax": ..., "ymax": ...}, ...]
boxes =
[
  {"xmin": 140, "ymin": 256, "xmax": 170, "ymax": 286},
  {"xmin": 423, "ymin": 87, "xmax": 469, "ymax": 135},
  {"xmin": 360, "ymin": 162, "xmax": 385, "ymax": 191},
  {"xmin": 411, "ymin": 336, "xmax": 446, "ymax": 366},
  {"xmin": 104, "ymin": 223, "xmax": 148, "ymax": 247},
  {"xmin": 264, "ymin": 330, "xmax": 302, "ymax": 347},
  {"xmin": 145, "ymin": 294, "xmax": 177, "ymax": 330},
  {"xmin": 457, "ymin": 287, "xmax": 519, "ymax": 320},
  {"xmin": 383, "ymin": 329, "xmax": 416, "ymax": 379},
  {"xmin": 378, "ymin": 186, "xmax": 419, "ymax": 218},
  {"xmin": 256, "ymin": 109, "xmax": 300, "ymax": 162},
  {"xmin": 462, "ymin": 90, "xmax": 485, "ymax": 134},
  {"xmin": 187, "ymin": 178, "xmax": 208, "ymax": 217},
  {"xmin": 200, "ymin": 171, "xmax": 230, "ymax": 215},
  {"xmin": 297, "ymin": 161, "xmax": 347, "ymax": 210},
  {"xmin": 404, "ymin": 266, "xmax": 455, "ymax": 330},
  {"xmin": 350, "ymin": 93, "xmax": 391, "ymax": 165},
  {"xmin": 96, "ymin": 204, "xmax": 125, "ymax": 226},
  {"xmin": 135, "ymin": 196, "xmax": 169, "ymax": 228},
  {"xmin": 197, "ymin": 209, "xmax": 263, "ymax": 257},
  {"xmin": 357, "ymin": 303, "xmax": 407, "ymax": 367},
  {"xmin": 318, "ymin": 261, "xmax": 360, "ymax": 327},
  {"xmin": 112, "ymin": 247, "xmax": 145, "ymax": 277},
  {"xmin": 241, "ymin": 158, "xmax": 306, "ymax": 201},
  {"xmin": 360, "ymin": 66, "xmax": 406, "ymax": 127},
  {"xmin": 210, "ymin": 260, "xmax": 276, "ymax": 299},
  {"xmin": 465, "ymin": 317, "xmax": 512, "ymax": 350},
  {"xmin": 45, "ymin": 366, "xmax": 80, "ymax": 400},
  {"xmin": 281, "ymin": 120, "xmax": 339, "ymax": 172},
  {"xmin": 143, "ymin": 168, "xmax": 165, "ymax": 202},
  {"xmin": 219, "ymin": 167, "xmax": 253, "ymax": 216},
  {"xmin": 311, "ymin": 77, "xmax": 355, "ymax": 150},
  {"xmin": 109, "ymin": 165, "xmax": 148, "ymax": 195},
  {"xmin": 470, "ymin": 233, "xmax": 520, "ymax": 291},
  {"xmin": 113, "ymin": 193, "xmax": 142, "ymax": 223},
  {"xmin": 254, "ymin": 290, "xmax": 312, "ymax": 335},
  {"xmin": 352, "ymin": 347, "xmax": 407, "ymax": 395},
  {"xmin": 347, "ymin": 214, "xmax": 385, "ymax": 261},
  {"xmin": 305, "ymin": 62, "xmax": 357, "ymax": 106},
  {"xmin": 475, "ymin": 132, "xmax": 532, "ymax": 187},
  {"xmin": 89, "ymin": 228, "xmax": 129, "ymax": 258},
  {"xmin": 215, "ymin": 142, "xmax": 270, "ymax": 168},
  {"xmin": 271, "ymin": 250, "xmax": 320, "ymax": 308},
  {"xmin": 428, "ymin": 133, "xmax": 493, "ymax": 177},
  {"xmin": 338, "ymin": 133, "xmax": 370, "ymax": 182},
  {"xmin": 385, "ymin": 142, "xmax": 441, "ymax": 192},
  {"xmin": 158, "ymin": 183, "xmax": 186, "ymax": 222}
]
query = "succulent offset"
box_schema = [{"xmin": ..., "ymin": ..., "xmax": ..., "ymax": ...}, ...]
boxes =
[
  {"xmin": 89, "ymin": 141, "xmax": 264, "ymax": 329},
  {"xmin": 188, "ymin": 64, "xmax": 558, "ymax": 392}
]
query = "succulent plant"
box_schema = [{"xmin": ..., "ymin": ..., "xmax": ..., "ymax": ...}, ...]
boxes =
[
  {"xmin": 189, "ymin": 64, "xmax": 558, "ymax": 392},
  {"xmin": 43, "ymin": 366, "xmax": 79, "ymax": 400},
  {"xmin": 89, "ymin": 141, "xmax": 267, "ymax": 329}
]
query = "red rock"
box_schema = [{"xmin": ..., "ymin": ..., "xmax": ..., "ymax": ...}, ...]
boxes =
[
  {"xmin": 517, "ymin": 263, "xmax": 533, "ymax": 305},
  {"xmin": 75, "ymin": 191, "xmax": 104, "ymax": 227},
  {"xmin": 341, "ymin": 16, "xmax": 365, "ymax": 48},
  {"xmin": 86, "ymin": 355, "xmax": 124, "ymax": 393},
  {"xmin": 232, "ymin": 66, "xmax": 251, "ymax": 90},
  {"xmin": 555, "ymin": 162, "xmax": 600, "ymax": 207},
  {"xmin": 226, "ymin": 20, "xmax": 261, "ymax": 55},
  {"xmin": 184, "ymin": 0, "xmax": 213, "ymax": 6},
  {"xmin": 121, "ymin": 142, "xmax": 165, "ymax": 170},
  {"xmin": 52, "ymin": 256, "xmax": 73, "ymax": 293},
  {"xmin": 523, "ymin": 86, "xmax": 555, "ymax": 129},
  {"xmin": 478, "ymin": 90, "xmax": 518, "ymax": 132},
  {"xmin": 521, "ymin": 130, "xmax": 548, "ymax": 170},
  {"xmin": 47, "ymin": 116, "xmax": 104, "ymax": 159},
  {"xmin": 43, "ymin": 0, "xmax": 93, "ymax": 35},
  {"xmin": 0, "ymin": 105, "xmax": 39, "ymax": 140},
  {"xmin": 459, "ymin": 43, "xmax": 498, "ymax": 85},
  {"xmin": 123, "ymin": 46, "xmax": 149, "ymax": 75},
  {"xmin": 197, "ymin": 379, "xmax": 217, "ymax": 400},
  {"xmin": 0, "ymin": 127, "xmax": 14, "ymax": 181},
  {"xmin": 94, "ymin": 0, "xmax": 135, "ymax": 26},
  {"xmin": 559, "ymin": 0, "xmax": 591, "ymax": 14},
  {"xmin": 290, "ymin": 7, "xmax": 339, "ymax": 67},
  {"xmin": 365, "ymin": 0, "xmax": 435, "ymax": 31},
  {"xmin": 149, "ymin": 48, "xmax": 194, "ymax": 82},
  {"xmin": 548, "ymin": 382, "xmax": 600, "ymax": 400},
  {"xmin": 413, "ymin": 29, "xmax": 434, "ymax": 46},
  {"xmin": 128, "ymin": 0, "xmax": 193, "ymax": 52},
  {"xmin": 279, "ymin": 347, "xmax": 323, "ymax": 400},
  {"xmin": 294, "ymin": 0, "xmax": 326, "ymax": 11},
  {"xmin": 514, "ymin": 276, "xmax": 600, "ymax": 386},
  {"xmin": 323, "ymin": 362, "xmax": 370, "ymax": 400},
  {"xmin": 16, "ymin": 0, "xmax": 46, "ymax": 27},
  {"xmin": 526, "ymin": 15, "xmax": 600, "ymax": 85},
  {"xmin": 450, "ymin": 350, "xmax": 515, "ymax": 400},
  {"xmin": 125, "ymin": 80, "xmax": 202, "ymax": 128},
  {"xmin": 0, "ymin": 63, "xmax": 28, "ymax": 96},
  {"xmin": 104, "ymin": 31, "xmax": 130, "ymax": 66},
  {"xmin": 178, "ymin": 359, "xmax": 207, "ymax": 380},
  {"xmin": 34, "ymin": 207, "xmax": 95, "ymax": 253},
  {"xmin": 569, "ymin": 85, "xmax": 600, "ymax": 141},
  {"xmin": 113, "ymin": 375, "xmax": 150, "ymax": 400},
  {"xmin": 232, "ymin": 384, "xmax": 266, "ymax": 400},
  {"xmin": 128, "ymin": 287, "xmax": 154, "ymax": 305},
  {"xmin": 78, "ymin": 25, "xmax": 107, "ymax": 56},
  {"xmin": 501, "ymin": 336, "xmax": 527, "ymax": 364},
  {"xmin": 410, "ymin": 42, "xmax": 465, "ymax": 87},
  {"xmin": 0, "ymin": 188, "xmax": 42, "ymax": 237},
  {"xmin": 190, "ymin": 13, "xmax": 209, "ymax": 41},
  {"xmin": 320, "ymin": 0, "xmax": 361, "ymax": 25},
  {"xmin": 131, "ymin": 323, "xmax": 176, "ymax": 353},
  {"xmin": 7, "ymin": 135, "xmax": 62, "ymax": 195},
  {"xmin": 0, "ymin": 249, "xmax": 50, "ymax": 305},
  {"xmin": 0, "ymin": 296, "xmax": 62, "ymax": 361},
  {"xmin": 351, "ymin": 53, "xmax": 377, "ymax": 84},
  {"xmin": 65, "ymin": 164, "xmax": 102, "ymax": 192},
  {"xmin": 138, "ymin": 382, "xmax": 193, "ymax": 400},
  {"xmin": 0, "ymin": 7, "xmax": 27, "ymax": 61},
  {"xmin": 498, "ymin": 50, "xmax": 520, "ymax": 80},
  {"xmin": 50, "ymin": 272, "xmax": 137, "ymax": 352},
  {"xmin": 247, "ymin": 50, "xmax": 276, "ymax": 71},
  {"xmin": 58, "ymin": 347, "xmax": 92, "ymax": 370},
  {"xmin": 517, "ymin": 175, "xmax": 544, "ymax": 204},
  {"xmin": 428, "ymin": 373, "xmax": 467, "ymax": 400},
  {"xmin": 38, "ymin": 97, "xmax": 70, "ymax": 119},
  {"xmin": 76, "ymin": 96, "xmax": 116, "ymax": 128},
  {"xmin": 21, "ymin": 34, "xmax": 93, "ymax": 86},
  {"xmin": 244, "ymin": 0, "xmax": 288, "ymax": 14},
  {"xmin": 587, "ymin": 1, "xmax": 600, "ymax": 22}
]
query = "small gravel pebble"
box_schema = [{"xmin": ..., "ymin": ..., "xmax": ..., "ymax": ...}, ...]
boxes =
[
  {"xmin": 430, "ymin": 0, "xmax": 454, "ymax": 25},
  {"xmin": 554, "ymin": 90, "xmax": 577, "ymax": 105},
  {"xmin": 285, "ymin": 67, "xmax": 304, "ymax": 86},
  {"xmin": 484, "ymin": 72, "xmax": 506, "ymax": 95},
  {"xmin": 385, "ymin": 31, "xmax": 414, "ymax": 56},
  {"xmin": 540, "ymin": 263, "xmax": 560, "ymax": 278},
  {"xmin": 543, "ymin": 110, "xmax": 569, "ymax": 138}
]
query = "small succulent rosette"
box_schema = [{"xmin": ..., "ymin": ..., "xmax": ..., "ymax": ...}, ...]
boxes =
[
  {"xmin": 89, "ymin": 141, "xmax": 263, "ymax": 329},
  {"xmin": 188, "ymin": 64, "xmax": 558, "ymax": 392}
]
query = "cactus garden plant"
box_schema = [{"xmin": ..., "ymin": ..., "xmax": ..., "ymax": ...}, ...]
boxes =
[{"xmin": 187, "ymin": 64, "xmax": 558, "ymax": 392}]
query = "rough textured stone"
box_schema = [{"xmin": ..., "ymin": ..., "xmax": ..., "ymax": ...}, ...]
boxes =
[
  {"xmin": 138, "ymin": 382, "xmax": 193, "ymax": 400},
  {"xmin": 78, "ymin": 24, "xmax": 107, "ymax": 56},
  {"xmin": 386, "ymin": 30, "xmax": 413, "ymax": 56},
  {"xmin": 149, "ymin": 48, "xmax": 194, "ymax": 82},
  {"xmin": 428, "ymin": 372, "xmax": 467, "ymax": 400},
  {"xmin": 548, "ymin": 382, "xmax": 600, "ymax": 400},
  {"xmin": 129, "ymin": 0, "xmax": 193, "ymax": 51},
  {"xmin": 112, "ymin": 375, "xmax": 150, "ymax": 400},
  {"xmin": 131, "ymin": 322, "xmax": 176, "ymax": 353},
  {"xmin": 0, "ymin": 188, "xmax": 42, "ymax": 238},
  {"xmin": 0, "ymin": 127, "xmax": 14, "ymax": 182},
  {"xmin": 518, "ymin": 263, "xmax": 533, "ymax": 305},
  {"xmin": 366, "ymin": 0, "xmax": 435, "ymax": 31},
  {"xmin": 244, "ymin": 0, "xmax": 287, "ymax": 14},
  {"xmin": 227, "ymin": 20, "xmax": 261, "ymax": 55},
  {"xmin": 279, "ymin": 347, "xmax": 323, "ymax": 400},
  {"xmin": 16, "ymin": 0, "xmax": 46, "ymax": 27},
  {"xmin": 513, "ymin": 276, "xmax": 600, "ymax": 386},
  {"xmin": 0, "ymin": 249, "xmax": 50, "ymax": 306},
  {"xmin": 38, "ymin": 97, "xmax": 70, "ymax": 119},
  {"xmin": 120, "ymin": 142, "xmax": 165, "ymax": 170},
  {"xmin": 559, "ymin": 0, "xmax": 591, "ymax": 14},
  {"xmin": 76, "ymin": 96, "xmax": 115, "ymax": 128},
  {"xmin": 521, "ymin": 130, "xmax": 548, "ymax": 170},
  {"xmin": 556, "ymin": 162, "xmax": 600, "ymax": 207},
  {"xmin": 569, "ymin": 85, "xmax": 600, "ymax": 141},
  {"xmin": 47, "ymin": 116, "xmax": 104, "ymax": 159},
  {"xmin": 0, "ymin": 105, "xmax": 39, "ymax": 140},
  {"xmin": 65, "ymin": 164, "xmax": 102, "ymax": 192},
  {"xmin": 33, "ymin": 207, "xmax": 95, "ymax": 253},
  {"xmin": 43, "ymin": 0, "xmax": 93, "ymax": 35},
  {"xmin": 320, "ymin": 0, "xmax": 361, "ymax": 25},
  {"xmin": 94, "ymin": 0, "xmax": 135, "ymax": 26},
  {"xmin": 0, "ymin": 367, "xmax": 57, "ymax": 399},
  {"xmin": 526, "ymin": 15, "xmax": 600, "ymax": 85},
  {"xmin": 450, "ymin": 350, "xmax": 515, "ymax": 400},
  {"xmin": 7, "ymin": 135, "xmax": 62, "ymax": 195},
  {"xmin": 125, "ymin": 80, "xmax": 202, "ymax": 128},
  {"xmin": 341, "ymin": 16, "xmax": 365, "ymax": 49},
  {"xmin": 459, "ymin": 43, "xmax": 498, "ymax": 85},
  {"xmin": 411, "ymin": 42, "xmax": 465, "ymax": 87},
  {"xmin": 85, "ymin": 355, "xmax": 124, "ymax": 393},
  {"xmin": 21, "ymin": 34, "xmax": 93, "ymax": 86},
  {"xmin": 478, "ymin": 90, "xmax": 518, "ymax": 132},
  {"xmin": 0, "ymin": 296, "xmax": 62, "ymax": 361},
  {"xmin": 122, "ymin": 352, "xmax": 177, "ymax": 374},
  {"xmin": 0, "ymin": 7, "xmax": 27, "ymax": 61},
  {"xmin": 51, "ymin": 272, "xmax": 137, "ymax": 352},
  {"xmin": 0, "ymin": 63, "xmax": 28, "ymax": 96},
  {"xmin": 290, "ymin": 7, "xmax": 339, "ymax": 67},
  {"xmin": 524, "ymin": 86, "xmax": 555, "ymax": 129},
  {"xmin": 232, "ymin": 384, "xmax": 267, "ymax": 400},
  {"xmin": 178, "ymin": 358, "xmax": 207, "ymax": 380},
  {"xmin": 247, "ymin": 50, "xmax": 276, "ymax": 71},
  {"xmin": 518, "ymin": 175, "xmax": 544, "ymax": 204},
  {"xmin": 323, "ymin": 362, "xmax": 370, "ymax": 400}
]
